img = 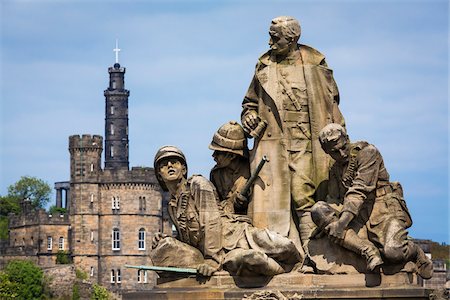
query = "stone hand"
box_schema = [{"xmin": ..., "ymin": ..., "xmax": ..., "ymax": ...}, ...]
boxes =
[
  {"xmin": 197, "ymin": 263, "xmax": 218, "ymax": 277},
  {"xmin": 152, "ymin": 232, "xmax": 168, "ymax": 249},
  {"xmin": 324, "ymin": 220, "xmax": 346, "ymax": 243},
  {"xmin": 242, "ymin": 110, "xmax": 260, "ymax": 132}
]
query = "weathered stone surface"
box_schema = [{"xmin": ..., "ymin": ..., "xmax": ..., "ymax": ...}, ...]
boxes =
[{"xmin": 123, "ymin": 272, "xmax": 432, "ymax": 299}]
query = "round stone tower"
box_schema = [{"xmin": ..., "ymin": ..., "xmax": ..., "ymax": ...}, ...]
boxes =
[{"xmin": 104, "ymin": 63, "xmax": 130, "ymax": 170}]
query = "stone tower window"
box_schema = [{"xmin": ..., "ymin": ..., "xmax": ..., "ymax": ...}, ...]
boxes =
[
  {"xmin": 139, "ymin": 196, "xmax": 146, "ymax": 211},
  {"xmin": 47, "ymin": 236, "xmax": 52, "ymax": 250},
  {"xmin": 112, "ymin": 80, "xmax": 117, "ymax": 89},
  {"xmin": 112, "ymin": 228, "xmax": 120, "ymax": 250},
  {"xmin": 116, "ymin": 269, "xmax": 121, "ymax": 283},
  {"xmin": 110, "ymin": 106, "xmax": 115, "ymax": 115},
  {"xmin": 138, "ymin": 270, "xmax": 147, "ymax": 283},
  {"xmin": 59, "ymin": 237, "xmax": 64, "ymax": 250},
  {"xmin": 112, "ymin": 196, "xmax": 120, "ymax": 210},
  {"xmin": 110, "ymin": 269, "xmax": 115, "ymax": 283},
  {"xmin": 110, "ymin": 146, "xmax": 114, "ymax": 158},
  {"xmin": 138, "ymin": 228, "xmax": 145, "ymax": 250},
  {"xmin": 90, "ymin": 267, "xmax": 94, "ymax": 277},
  {"xmin": 90, "ymin": 163, "xmax": 94, "ymax": 172},
  {"xmin": 90, "ymin": 230, "xmax": 94, "ymax": 242},
  {"xmin": 110, "ymin": 124, "xmax": 115, "ymax": 135}
]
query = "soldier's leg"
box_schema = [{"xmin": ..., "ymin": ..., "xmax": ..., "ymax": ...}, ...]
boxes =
[
  {"xmin": 379, "ymin": 219, "xmax": 433, "ymax": 279},
  {"xmin": 311, "ymin": 202, "xmax": 383, "ymax": 271},
  {"xmin": 223, "ymin": 249, "xmax": 285, "ymax": 276},
  {"xmin": 289, "ymin": 151, "xmax": 316, "ymax": 252},
  {"xmin": 150, "ymin": 237, "xmax": 205, "ymax": 268},
  {"xmin": 246, "ymin": 227, "xmax": 302, "ymax": 265}
]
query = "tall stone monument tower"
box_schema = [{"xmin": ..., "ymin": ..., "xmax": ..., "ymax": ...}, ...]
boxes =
[{"xmin": 104, "ymin": 42, "xmax": 129, "ymax": 170}]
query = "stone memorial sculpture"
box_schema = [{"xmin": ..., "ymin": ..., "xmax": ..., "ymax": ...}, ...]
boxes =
[
  {"xmin": 241, "ymin": 16, "xmax": 345, "ymax": 257},
  {"xmin": 151, "ymin": 146, "xmax": 302, "ymax": 277},
  {"xmin": 209, "ymin": 121, "xmax": 251, "ymax": 215},
  {"xmin": 310, "ymin": 123, "xmax": 433, "ymax": 279}
]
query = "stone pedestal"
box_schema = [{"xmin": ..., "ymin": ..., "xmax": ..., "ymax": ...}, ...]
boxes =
[{"xmin": 123, "ymin": 271, "xmax": 433, "ymax": 299}]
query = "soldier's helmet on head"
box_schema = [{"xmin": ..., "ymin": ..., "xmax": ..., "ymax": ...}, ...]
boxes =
[
  {"xmin": 209, "ymin": 121, "xmax": 248, "ymax": 158},
  {"xmin": 318, "ymin": 123, "xmax": 348, "ymax": 145},
  {"xmin": 154, "ymin": 145, "xmax": 187, "ymax": 191}
]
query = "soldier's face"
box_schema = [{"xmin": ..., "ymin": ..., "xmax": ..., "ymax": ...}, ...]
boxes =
[
  {"xmin": 323, "ymin": 135, "xmax": 350, "ymax": 163},
  {"xmin": 269, "ymin": 25, "xmax": 292, "ymax": 56},
  {"xmin": 158, "ymin": 158, "xmax": 186, "ymax": 183},
  {"xmin": 213, "ymin": 151, "xmax": 236, "ymax": 168}
]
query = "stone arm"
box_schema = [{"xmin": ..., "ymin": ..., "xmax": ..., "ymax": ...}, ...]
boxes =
[
  {"xmin": 342, "ymin": 145, "xmax": 381, "ymax": 217},
  {"xmin": 241, "ymin": 75, "xmax": 261, "ymax": 133},
  {"xmin": 190, "ymin": 176, "xmax": 223, "ymax": 266}
]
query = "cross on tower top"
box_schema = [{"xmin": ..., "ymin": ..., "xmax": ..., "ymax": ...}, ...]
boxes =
[{"xmin": 113, "ymin": 39, "xmax": 121, "ymax": 64}]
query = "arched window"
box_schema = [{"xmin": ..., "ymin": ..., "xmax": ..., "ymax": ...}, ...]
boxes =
[
  {"xmin": 138, "ymin": 228, "xmax": 145, "ymax": 250},
  {"xmin": 112, "ymin": 228, "xmax": 120, "ymax": 250}
]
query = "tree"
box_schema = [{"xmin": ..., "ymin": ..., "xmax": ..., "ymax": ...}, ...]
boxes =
[
  {"xmin": 3, "ymin": 260, "xmax": 46, "ymax": 299},
  {"xmin": 6, "ymin": 176, "xmax": 52, "ymax": 210}
]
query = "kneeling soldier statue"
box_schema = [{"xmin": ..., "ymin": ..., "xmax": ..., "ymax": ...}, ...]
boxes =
[
  {"xmin": 311, "ymin": 123, "xmax": 433, "ymax": 279},
  {"xmin": 151, "ymin": 146, "xmax": 301, "ymax": 277}
]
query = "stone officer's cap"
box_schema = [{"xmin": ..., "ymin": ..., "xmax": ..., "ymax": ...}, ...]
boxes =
[
  {"xmin": 209, "ymin": 121, "xmax": 248, "ymax": 157},
  {"xmin": 154, "ymin": 145, "xmax": 187, "ymax": 191}
]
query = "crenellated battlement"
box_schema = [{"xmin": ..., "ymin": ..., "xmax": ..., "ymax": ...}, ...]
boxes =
[
  {"xmin": 69, "ymin": 134, "xmax": 103, "ymax": 151},
  {"xmin": 8, "ymin": 209, "xmax": 70, "ymax": 228}
]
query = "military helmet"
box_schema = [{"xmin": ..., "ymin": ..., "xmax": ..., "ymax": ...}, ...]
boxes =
[
  {"xmin": 153, "ymin": 145, "xmax": 187, "ymax": 191},
  {"xmin": 209, "ymin": 121, "xmax": 248, "ymax": 157}
]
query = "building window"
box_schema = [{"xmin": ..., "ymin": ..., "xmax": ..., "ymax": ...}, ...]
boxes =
[
  {"xmin": 110, "ymin": 269, "xmax": 115, "ymax": 283},
  {"xmin": 110, "ymin": 146, "xmax": 114, "ymax": 158},
  {"xmin": 90, "ymin": 267, "xmax": 94, "ymax": 277},
  {"xmin": 59, "ymin": 237, "xmax": 64, "ymax": 250},
  {"xmin": 116, "ymin": 269, "xmax": 121, "ymax": 283},
  {"xmin": 138, "ymin": 228, "xmax": 145, "ymax": 250},
  {"xmin": 139, "ymin": 196, "xmax": 146, "ymax": 211},
  {"xmin": 112, "ymin": 80, "xmax": 117, "ymax": 89},
  {"xmin": 112, "ymin": 196, "xmax": 120, "ymax": 210},
  {"xmin": 111, "ymin": 105, "xmax": 115, "ymax": 115},
  {"xmin": 90, "ymin": 193, "xmax": 94, "ymax": 203},
  {"xmin": 138, "ymin": 270, "xmax": 147, "ymax": 283},
  {"xmin": 47, "ymin": 237, "xmax": 52, "ymax": 250},
  {"xmin": 91, "ymin": 230, "xmax": 94, "ymax": 242},
  {"xmin": 110, "ymin": 124, "xmax": 114, "ymax": 135},
  {"xmin": 112, "ymin": 228, "xmax": 120, "ymax": 250}
]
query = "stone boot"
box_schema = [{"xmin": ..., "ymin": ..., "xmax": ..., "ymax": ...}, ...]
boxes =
[
  {"xmin": 361, "ymin": 244, "xmax": 384, "ymax": 271},
  {"xmin": 414, "ymin": 244, "xmax": 433, "ymax": 279},
  {"xmin": 343, "ymin": 230, "xmax": 384, "ymax": 271}
]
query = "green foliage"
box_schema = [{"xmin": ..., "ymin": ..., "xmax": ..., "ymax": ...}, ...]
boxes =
[
  {"xmin": 56, "ymin": 250, "xmax": 71, "ymax": 264},
  {"xmin": 91, "ymin": 284, "xmax": 110, "ymax": 300},
  {"xmin": 0, "ymin": 216, "xmax": 8, "ymax": 240},
  {"xmin": 72, "ymin": 283, "xmax": 80, "ymax": 300},
  {"xmin": 75, "ymin": 268, "xmax": 88, "ymax": 280},
  {"xmin": 0, "ymin": 271, "xmax": 19, "ymax": 299},
  {"xmin": 430, "ymin": 241, "xmax": 450, "ymax": 260},
  {"xmin": 6, "ymin": 176, "xmax": 52, "ymax": 210},
  {"xmin": 48, "ymin": 205, "xmax": 68, "ymax": 215},
  {"xmin": 3, "ymin": 260, "xmax": 44, "ymax": 299},
  {"xmin": 0, "ymin": 195, "xmax": 20, "ymax": 216}
]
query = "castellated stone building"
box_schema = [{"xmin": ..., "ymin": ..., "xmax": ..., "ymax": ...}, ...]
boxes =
[{"xmin": 0, "ymin": 60, "xmax": 172, "ymax": 292}]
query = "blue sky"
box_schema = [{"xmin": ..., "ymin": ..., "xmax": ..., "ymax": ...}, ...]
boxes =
[{"xmin": 1, "ymin": 1, "xmax": 448, "ymax": 243}]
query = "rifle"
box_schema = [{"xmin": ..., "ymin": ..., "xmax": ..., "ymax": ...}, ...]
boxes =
[
  {"xmin": 237, "ymin": 155, "xmax": 269, "ymax": 201},
  {"xmin": 125, "ymin": 264, "xmax": 197, "ymax": 274}
]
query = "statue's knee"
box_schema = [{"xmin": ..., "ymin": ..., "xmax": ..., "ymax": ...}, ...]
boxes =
[
  {"xmin": 384, "ymin": 245, "xmax": 406, "ymax": 263},
  {"xmin": 311, "ymin": 201, "xmax": 335, "ymax": 229}
]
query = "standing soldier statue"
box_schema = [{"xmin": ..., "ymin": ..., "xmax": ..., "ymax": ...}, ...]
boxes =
[{"xmin": 241, "ymin": 16, "xmax": 345, "ymax": 259}]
